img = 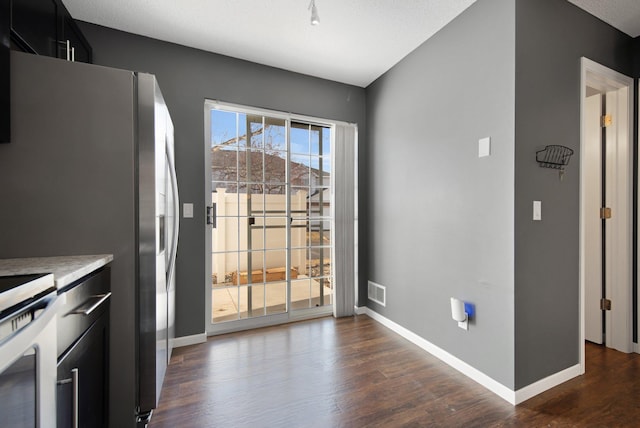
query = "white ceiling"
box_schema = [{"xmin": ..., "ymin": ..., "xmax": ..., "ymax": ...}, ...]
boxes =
[
  {"xmin": 63, "ymin": 0, "xmax": 477, "ymax": 88},
  {"xmin": 63, "ymin": 0, "xmax": 639, "ymax": 89},
  {"xmin": 567, "ymin": 0, "xmax": 640, "ymax": 38}
]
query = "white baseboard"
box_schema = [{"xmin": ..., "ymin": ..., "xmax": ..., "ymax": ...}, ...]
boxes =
[
  {"xmin": 514, "ymin": 363, "xmax": 581, "ymax": 404},
  {"xmin": 354, "ymin": 305, "xmax": 367, "ymax": 315},
  {"xmin": 634, "ymin": 342, "xmax": 640, "ymax": 354},
  {"xmin": 360, "ymin": 307, "xmax": 581, "ymax": 405},
  {"xmin": 171, "ymin": 333, "xmax": 207, "ymax": 349}
]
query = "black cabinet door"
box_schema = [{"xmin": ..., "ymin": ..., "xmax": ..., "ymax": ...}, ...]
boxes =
[
  {"xmin": 9, "ymin": 0, "xmax": 92, "ymax": 63},
  {"xmin": 57, "ymin": 311, "xmax": 110, "ymax": 428},
  {"xmin": 1, "ymin": 0, "xmax": 10, "ymax": 143},
  {"xmin": 10, "ymin": 0, "xmax": 59, "ymax": 56},
  {"xmin": 61, "ymin": 12, "xmax": 92, "ymax": 63}
]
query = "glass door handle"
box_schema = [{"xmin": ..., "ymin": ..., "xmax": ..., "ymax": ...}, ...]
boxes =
[{"xmin": 207, "ymin": 204, "xmax": 217, "ymax": 227}]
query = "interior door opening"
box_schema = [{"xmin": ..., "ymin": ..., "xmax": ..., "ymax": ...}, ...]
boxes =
[
  {"xmin": 204, "ymin": 102, "xmax": 335, "ymax": 333},
  {"xmin": 584, "ymin": 90, "xmax": 611, "ymax": 346},
  {"xmin": 580, "ymin": 58, "xmax": 634, "ymax": 373}
]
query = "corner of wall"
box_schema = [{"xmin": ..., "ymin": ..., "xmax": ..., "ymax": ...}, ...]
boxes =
[{"xmin": 513, "ymin": 0, "xmax": 635, "ymax": 389}]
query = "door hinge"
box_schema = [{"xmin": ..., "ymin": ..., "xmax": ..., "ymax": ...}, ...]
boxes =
[
  {"xmin": 601, "ymin": 114, "xmax": 612, "ymax": 127},
  {"xmin": 600, "ymin": 207, "xmax": 612, "ymax": 219},
  {"xmin": 600, "ymin": 298, "xmax": 612, "ymax": 311}
]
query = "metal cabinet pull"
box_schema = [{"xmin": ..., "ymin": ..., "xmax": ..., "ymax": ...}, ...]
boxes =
[
  {"xmin": 71, "ymin": 46, "xmax": 75, "ymax": 62},
  {"xmin": 71, "ymin": 368, "xmax": 79, "ymax": 428},
  {"xmin": 66, "ymin": 40, "xmax": 71, "ymax": 61},
  {"xmin": 57, "ymin": 367, "xmax": 80, "ymax": 427},
  {"xmin": 69, "ymin": 292, "xmax": 111, "ymax": 316}
]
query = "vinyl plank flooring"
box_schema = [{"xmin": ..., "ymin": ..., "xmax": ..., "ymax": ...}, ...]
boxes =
[{"xmin": 149, "ymin": 316, "xmax": 640, "ymax": 427}]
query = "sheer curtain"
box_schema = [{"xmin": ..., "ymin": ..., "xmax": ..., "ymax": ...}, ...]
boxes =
[{"xmin": 333, "ymin": 123, "xmax": 357, "ymax": 317}]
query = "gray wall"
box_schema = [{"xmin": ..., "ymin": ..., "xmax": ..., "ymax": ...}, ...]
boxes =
[
  {"xmin": 514, "ymin": 0, "xmax": 634, "ymax": 389},
  {"xmin": 78, "ymin": 22, "xmax": 367, "ymax": 338},
  {"xmin": 365, "ymin": 0, "xmax": 516, "ymax": 388},
  {"xmin": 365, "ymin": 0, "xmax": 638, "ymax": 392}
]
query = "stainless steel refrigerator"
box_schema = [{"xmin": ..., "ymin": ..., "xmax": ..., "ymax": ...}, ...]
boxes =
[{"xmin": 0, "ymin": 51, "xmax": 179, "ymax": 427}]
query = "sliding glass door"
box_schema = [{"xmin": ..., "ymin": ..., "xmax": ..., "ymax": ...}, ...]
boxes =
[
  {"xmin": 205, "ymin": 102, "xmax": 333, "ymax": 332},
  {"xmin": 290, "ymin": 121, "xmax": 332, "ymax": 311}
]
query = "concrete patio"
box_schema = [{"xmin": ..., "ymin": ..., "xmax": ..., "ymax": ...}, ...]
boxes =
[{"xmin": 212, "ymin": 276, "xmax": 332, "ymax": 322}]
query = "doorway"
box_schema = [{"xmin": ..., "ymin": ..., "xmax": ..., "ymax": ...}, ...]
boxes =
[
  {"xmin": 580, "ymin": 58, "xmax": 634, "ymax": 371},
  {"xmin": 204, "ymin": 101, "xmax": 335, "ymax": 334}
]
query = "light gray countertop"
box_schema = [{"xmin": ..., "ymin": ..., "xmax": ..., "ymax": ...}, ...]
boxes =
[{"xmin": 0, "ymin": 254, "xmax": 113, "ymax": 289}]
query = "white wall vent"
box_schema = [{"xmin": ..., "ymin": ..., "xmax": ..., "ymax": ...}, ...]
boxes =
[{"xmin": 368, "ymin": 281, "xmax": 386, "ymax": 306}]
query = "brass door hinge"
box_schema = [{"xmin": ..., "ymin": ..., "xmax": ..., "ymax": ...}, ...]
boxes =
[
  {"xmin": 602, "ymin": 114, "xmax": 612, "ymax": 127},
  {"xmin": 600, "ymin": 298, "xmax": 612, "ymax": 311},
  {"xmin": 600, "ymin": 207, "xmax": 612, "ymax": 219}
]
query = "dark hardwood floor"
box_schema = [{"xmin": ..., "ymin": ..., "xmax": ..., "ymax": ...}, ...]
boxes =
[{"xmin": 149, "ymin": 315, "xmax": 640, "ymax": 427}]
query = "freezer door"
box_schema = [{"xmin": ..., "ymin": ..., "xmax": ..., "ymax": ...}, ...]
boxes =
[
  {"xmin": 136, "ymin": 73, "xmax": 169, "ymax": 416},
  {"xmin": 165, "ymin": 113, "xmax": 179, "ymax": 364}
]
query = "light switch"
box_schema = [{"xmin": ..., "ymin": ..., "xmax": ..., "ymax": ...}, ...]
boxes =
[
  {"xmin": 533, "ymin": 201, "xmax": 542, "ymax": 221},
  {"xmin": 479, "ymin": 137, "xmax": 491, "ymax": 158},
  {"xmin": 183, "ymin": 203, "xmax": 194, "ymax": 218}
]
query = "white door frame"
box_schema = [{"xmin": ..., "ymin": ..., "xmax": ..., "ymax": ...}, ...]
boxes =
[{"xmin": 579, "ymin": 57, "xmax": 634, "ymax": 373}]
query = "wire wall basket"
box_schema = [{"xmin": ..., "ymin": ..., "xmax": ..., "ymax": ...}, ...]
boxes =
[{"xmin": 536, "ymin": 145, "xmax": 574, "ymax": 170}]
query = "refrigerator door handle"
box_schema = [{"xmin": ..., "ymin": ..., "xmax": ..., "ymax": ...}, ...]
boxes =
[{"xmin": 166, "ymin": 141, "xmax": 180, "ymax": 286}]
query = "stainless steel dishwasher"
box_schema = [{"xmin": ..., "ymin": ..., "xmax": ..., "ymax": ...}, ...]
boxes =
[{"xmin": 0, "ymin": 273, "xmax": 59, "ymax": 428}]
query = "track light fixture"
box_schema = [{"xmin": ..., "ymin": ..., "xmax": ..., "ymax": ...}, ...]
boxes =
[{"xmin": 309, "ymin": 0, "xmax": 320, "ymax": 25}]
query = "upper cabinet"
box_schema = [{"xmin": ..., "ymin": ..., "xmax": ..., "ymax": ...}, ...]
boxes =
[
  {"xmin": 11, "ymin": 0, "xmax": 59, "ymax": 57},
  {"xmin": 9, "ymin": 0, "xmax": 92, "ymax": 63},
  {"xmin": 2, "ymin": 0, "xmax": 92, "ymax": 143},
  {"xmin": 60, "ymin": 11, "xmax": 91, "ymax": 63},
  {"xmin": 1, "ymin": 0, "xmax": 10, "ymax": 143}
]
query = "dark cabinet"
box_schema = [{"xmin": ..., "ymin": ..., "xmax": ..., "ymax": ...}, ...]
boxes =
[
  {"xmin": 3, "ymin": 0, "xmax": 93, "ymax": 142},
  {"xmin": 10, "ymin": 0, "xmax": 59, "ymax": 57},
  {"xmin": 1, "ymin": 0, "xmax": 9, "ymax": 142},
  {"xmin": 56, "ymin": 268, "xmax": 110, "ymax": 428},
  {"xmin": 9, "ymin": 0, "xmax": 92, "ymax": 63},
  {"xmin": 60, "ymin": 12, "xmax": 91, "ymax": 63},
  {"xmin": 57, "ymin": 313, "xmax": 109, "ymax": 428}
]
